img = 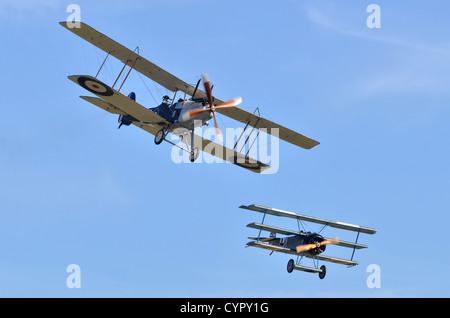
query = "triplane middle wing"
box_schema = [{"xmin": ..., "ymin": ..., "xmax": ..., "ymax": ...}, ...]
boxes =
[
  {"xmin": 60, "ymin": 22, "xmax": 319, "ymax": 173},
  {"xmin": 241, "ymin": 204, "xmax": 377, "ymax": 279}
]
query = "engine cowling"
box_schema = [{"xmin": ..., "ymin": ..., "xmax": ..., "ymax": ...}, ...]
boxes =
[{"xmin": 304, "ymin": 233, "xmax": 326, "ymax": 255}]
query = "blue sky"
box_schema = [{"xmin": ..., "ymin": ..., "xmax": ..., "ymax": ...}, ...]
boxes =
[{"xmin": 0, "ymin": 0, "xmax": 449, "ymax": 297}]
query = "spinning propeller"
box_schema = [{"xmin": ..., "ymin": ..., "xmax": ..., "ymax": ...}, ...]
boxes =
[
  {"xmin": 296, "ymin": 237, "xmax": 339, "ymax": 254},
  {"xmin": 185, "ymin": 73, "xmax": 242, "ymax": 141}
]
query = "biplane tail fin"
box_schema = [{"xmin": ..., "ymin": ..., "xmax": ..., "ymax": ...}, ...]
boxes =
[
  {"xmin": 128, "ymin": 92, "xmax": 136, "ymax": 101},
  {"xmin": 118, "ymin": 92, "xmax": 137, "ymax": 129}
]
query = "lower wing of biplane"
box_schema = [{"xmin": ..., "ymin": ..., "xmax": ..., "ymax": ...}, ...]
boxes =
[
  {"xmin": 241, "ymin": 204, "xmax": 377, "ymax": 279},
  {"xmin": 71, "ymin": 75, "xmax": 269, "ymax": 173}
]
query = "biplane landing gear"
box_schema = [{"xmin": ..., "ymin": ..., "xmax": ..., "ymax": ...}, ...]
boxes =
[
  {"xmin": 287, "ymin": 259, "xmax": 294, "ymax": 273},
  {"xmin": 319, "ymin": 265, "xmax": 326, "ymax": 279},
  {"xmin": 155, "ymin": 128, "xmax": 165, "ymax": 145},
  {"xmin": 190, "ymin": 147, "xmax": 199, "ymax": 162}
]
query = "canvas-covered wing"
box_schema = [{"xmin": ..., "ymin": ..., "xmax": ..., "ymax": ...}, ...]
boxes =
[
  {"xmin": 241, "ymin": 204, "xmax": 377, "ymax": 235},
  {"xmin": 216, "ymin": 107, "xmax": 320, "ymax": 149},
  {"xmin": 315, "ymin": 254, "xmax": 358, "ymax": 266},
  {"xmin": 80, "ymin": 96, "xmax": 126, "ymax": 115},
  {"xmin": 80, "ymin": 96, "xmax": 162, "ymax": 136},
  {"xmin": 246, "ymin": 241, "xmax": 358, "ymax": 266},
  {"xmin": 181, "ymin": 131, "xmax": 270, "ymax": 173},
  {"xmin": 247, "ymin": 223, "xmax": 367, "ymax": 249},
  {"xmin": 60, "ymin": 22, "xmax": 200, "ymax": 95},
  {"xmin": 246, "ymin": 222, "xmax": 300, "ymax": 237},
  {"xmin": 246, "ymin": 240, "xmax": 296, "ymax": 256},
  {"xmin": 69, "ymin": 75, "xmax": 169, "ymax": 126}
]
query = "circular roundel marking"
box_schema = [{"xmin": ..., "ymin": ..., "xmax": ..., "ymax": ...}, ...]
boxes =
[
  {"xmin": 232, "ymin": 155, "xmax": 264, "ymax": 172},
  {"xmin": 77, "ymin": 76, "xmax": 114, "ymax": 97}
]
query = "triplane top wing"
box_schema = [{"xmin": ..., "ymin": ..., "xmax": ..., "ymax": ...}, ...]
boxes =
[
  {"xmin": 240, "ymin": 204, "xmax": 377, "ymax": 234},
  {"xmin": 241, "ymin": 204, "xmax": 377, "ymax": 279}
]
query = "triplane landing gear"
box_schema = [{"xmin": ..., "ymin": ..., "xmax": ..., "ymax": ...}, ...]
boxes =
[
  {"xmin": 286, "ymin": 259, "xmax": 327, "ymax": 279},
  {"xmin": 319, "ymin": 265, "xmax": 326, "ymax": 280},
  {"xmin": 287, "ymin": 259, "xmax": 295, "ymax": 274}
]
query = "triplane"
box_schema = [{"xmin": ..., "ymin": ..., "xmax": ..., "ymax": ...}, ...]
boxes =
[
  {"xmin": 60, "ymin": 22, "xmax": 320, "ymax": 173},
  {"xmin": 241, "ymin": 204, "xmax": 377, "ymax": 279}
]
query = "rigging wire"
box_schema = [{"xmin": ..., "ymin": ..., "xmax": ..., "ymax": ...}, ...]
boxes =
[{"xmin": 137, "ymin": 71, "xmax": 158, "ymax": 105}]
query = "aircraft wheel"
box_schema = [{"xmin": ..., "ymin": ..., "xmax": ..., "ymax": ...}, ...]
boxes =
[
  {"xmin": 287, "ymin": 259, "xmax": 294, "ymax": 273},
  {"xmin": 319, "ymin": 265, "xmax": 326, "ymax": 279},
  {"xmin": 190, "ymin": 147, "xmax": 199, "ymax": 162},
  {"xmin": 155, "ymin": 129, "xmax": 165, "ymax": 145}
]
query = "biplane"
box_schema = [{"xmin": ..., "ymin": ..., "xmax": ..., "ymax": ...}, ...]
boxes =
[
  {"xmin": 241, "ymin": 204, "xmax": 377, "ymax": 279},
  {"xmin": 60, "ymin": 22, "xmax": 320, "ymax": 173}
]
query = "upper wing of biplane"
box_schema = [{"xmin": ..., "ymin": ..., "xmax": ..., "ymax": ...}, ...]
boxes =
[
  {"xmin": 60, "ymin": 22, "xmax": 198, "ymax": 95},
  {"xmin": 60, "ymin": 22, "xmax": 320, "ymax": 150},
  {"xmin": 240, "ymin": 204, "xmax": 377, "ymax": 235},
  {"xmin": 73, "ymin": 75, "xmax": 269, "ymax": 173}
]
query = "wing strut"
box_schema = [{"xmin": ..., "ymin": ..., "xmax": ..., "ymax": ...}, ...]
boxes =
[
  {"xmin": 110, "ymin": 46, "xmax": 140, "ymax": 92},
  {"xmin": 233, "ymin": 107, "xmax": 261, "ymax": 155},
  {"xmin": 118, "ymin": 56, "xmax": 139, "ymax": 92},
  {"xmin": 95, "ymin": 51, "xmax": 111, "ymax": 78}
]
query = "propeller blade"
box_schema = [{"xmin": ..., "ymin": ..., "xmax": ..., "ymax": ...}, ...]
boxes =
[
  {"xmin": 216, "ymin": 97, "xmax": 242, "ymax": 109},
  {"xmin": 202, "ymin": 73, "xmax": 214, "ymax": 108},
  {"xmin": 323, "ymin": 237, "xmax": 339, "ymax": 246},
  {"xmin": 296, "ymin": 237, "xmax": 339, "ymax": 254},
  {"xmin": 187, "ymin": 107, "xmax": 210, "ymax": 118},
  {"xmin": 212, "ymin": 111, "xmax": 223, "ymax": 142},
  {"xmin": 296, "ymin": 244, "xmax": 316, "ymax": 254},
  {"xmin": 184, "ymin": 97, "xmax": 241, "ymax": 120}
]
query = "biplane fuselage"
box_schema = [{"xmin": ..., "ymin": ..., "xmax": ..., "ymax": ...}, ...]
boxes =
[
  {"xmin": 157, "ymin": 100, "xmax": 213, "ymax": 130},
  {"xmin": 120, "ymin": 98, "xmax": 213, "ymax": 131}
]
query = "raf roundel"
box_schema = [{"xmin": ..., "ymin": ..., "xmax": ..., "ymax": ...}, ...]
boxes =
[{"xmin": 77, "ymin": 76, "xmax": 114, "ymax": 97}]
